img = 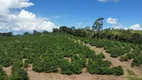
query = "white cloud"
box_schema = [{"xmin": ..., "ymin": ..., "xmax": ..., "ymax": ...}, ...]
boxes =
[
  {"xmin": 18, "ymin": 10, "xmax": 36, "ymax": 19},
  {"xmin": 107, "ymin": 17, "xmax": 124, "ymax": 29},
  {"xmin": 107, "ymin": 17, "xmax": 118, "ymax": 25},
  {"xmin": 0, "ymin": 0, "xmax": 57, "ymax": 34},
  {"xmin": 128, "ymin": 24, "xmax": 142, "ymax": 30},
  {"xmin": 107, "ymin": 17, "xmax": 142, "ymax": 30},
  {"xmin": 98, "ymin": 0, "xmax": 118, "ymax": 2},
  {"xmin": 112, "ymin": 24, "xmax": 123, "ymax": 29},
  {"xmin": 0, "ymin": 0, "xmax": 34, "ymax": 13}
]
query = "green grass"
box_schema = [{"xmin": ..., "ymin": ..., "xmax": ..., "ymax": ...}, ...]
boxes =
[
  {"xmin": 127, "ymin": 69, "xmax": 136, "ymax": 76},
  {"xmin": 127, "ymin": 69, "xmax": 142, "ymax": 80},
  {"xmin": 130, "ymin": 30, "xmax": 142, "ymax": 35},
  {"xmin": 127, "ymin": 76, "xmax": 142, "ymax": 80}
]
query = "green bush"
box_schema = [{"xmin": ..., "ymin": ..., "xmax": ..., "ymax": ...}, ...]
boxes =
[
  {"xmin": 71, "ymin": 62, "xmax": 82, "ymax": 74},
  {"xmin": 120, "ymin": 55, "xmax": 129, "ymax": 61},
  {"xmin": 10, "ymin": 62, "xmax": 29, "ymax": 80},
  {"xmin": 112, "ymin": 66, "xmax": 124, "ymax": 76},
  {"xmin": 60, "ymin": 60, "xmax": 73, "ymax": 75}
]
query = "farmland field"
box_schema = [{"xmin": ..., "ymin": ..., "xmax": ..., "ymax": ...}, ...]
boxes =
[{"xmin": 0, "ymin": 32, "xmax": 142, "ymax": 80}]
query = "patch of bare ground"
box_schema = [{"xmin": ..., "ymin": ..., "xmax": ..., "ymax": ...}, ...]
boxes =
[
  {"xmin": 64, "ymin": 57, "xmax": 72, "ymax": 63},
  {"xmin": 86, "ymin": 44, "xmax": 142, "ymax": 78},
  {"xmin": 3, "ymin": 66, "xmax": 12, "ymax": 76}
]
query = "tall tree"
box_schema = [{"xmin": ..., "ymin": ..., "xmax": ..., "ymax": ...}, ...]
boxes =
[{"xmin": 92, "ymin": 18, "xmax": 104, "ymax": 32}]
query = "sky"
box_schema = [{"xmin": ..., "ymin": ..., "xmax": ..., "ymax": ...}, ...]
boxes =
[{"xmin": 0, "ymin": 0, "xmax": 142, "ymax": 34}]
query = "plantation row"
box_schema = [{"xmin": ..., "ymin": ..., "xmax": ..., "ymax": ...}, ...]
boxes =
[
  {"xmin": 0, "ymin": 33, "xmax": 124, "ymax": 79},
  {"xmin": 80, "ymin": 38, "xmax": 142, "ymax": 66},
  {"xmin": 89, "ymin": 39, "xmax": 131, "ymax": 58}
]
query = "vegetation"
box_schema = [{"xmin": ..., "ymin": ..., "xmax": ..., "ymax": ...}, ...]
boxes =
[
  {"xmin": 0, "ymin": 22, "xmax": 142, "ymax": 78},
  {"xmin": 10, "ymin": 62, "xmax": 29, "ymax": 80},
  {"xmin": 89, "ymin": 39, "xmax": 131, "ymax": 58},
  {"xmin": 127, "ymin": 76, "xmax": 142, "ymax": 80},
  {"xmin": 92, "ymin": 18, "xmax": 104, "ymax": 32},
  {"xmin": 0, "ymin": 17, "xmax": 142, "ymax": 79},
  {"xmin": 127, "ymin": 69, "xmax": 136, "ymax": 76},
  {"xmin": 0, "ymin": 32, "xmax": 125, "ymax": 77}
]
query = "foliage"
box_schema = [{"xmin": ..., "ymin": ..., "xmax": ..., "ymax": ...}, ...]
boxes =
[
  {"xmin": 90, "ymin": 39, "xmax": 131, "ymax": 58},
  {"xmin": 111, "ymin": 66, "xmax": 124, "ymax": 76},
  {"xmin": 9, "ymin": 62, "xmax": 29, "ymax": 80},
  {"xmin": 0, "ymin": 32, "xmax": 125, "ymax": 76},
  {"xmin": 92, "ymin": 18, "xmax": 104, "ymax": 32},
  {"xmin": 120, "ymin": 55, "xmax": 129, "ymax": 61}
]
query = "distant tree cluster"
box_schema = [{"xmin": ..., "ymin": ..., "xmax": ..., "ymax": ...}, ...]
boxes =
[
  {"xmin": 53, "ymin": 26, "xmax": 94, "ymax": 38},
  {"xmin": 54, "ymin": 26, "xmax": 142, "ymax": 44},
  {"xmin": 24, "ymin": 30, "xmax": 48, "ymax": 35},
  {"xmin": 53, "ymin": 18, "xmax": 104, "ymax": 38},
  {"xmin": 0, "ymin": 32, "xmax": 13, "ymax": 36},
  {"xmin": 93, "ymin": 30, "xmax": 142, "ymax": 44}
]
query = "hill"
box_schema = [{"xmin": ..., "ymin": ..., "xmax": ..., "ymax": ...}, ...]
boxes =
[{"xmin": 0, "ymin": 30, "xmax": 142, "ymax": 80}]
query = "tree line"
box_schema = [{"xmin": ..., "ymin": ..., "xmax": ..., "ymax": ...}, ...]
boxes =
[
  {"xmin": 53, "ymin": 26, "xmax": 142, "ymax": 44},
  {"xmin": 0, "ymin": 32, "xmax": 13, "ymax": 36}
]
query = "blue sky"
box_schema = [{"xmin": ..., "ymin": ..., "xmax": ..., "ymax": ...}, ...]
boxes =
[
  {"xmin": 0, "ymin": 0, "xmax": 142, "ymax": 34},
  {"xmin": 28, "ymin": 0, "xmax": 142, "ymax": 29}
]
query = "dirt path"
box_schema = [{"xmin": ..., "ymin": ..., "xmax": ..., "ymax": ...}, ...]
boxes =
[{"xmin": 86, "ymin": 44, "xmax": 142, "ymax": 78}]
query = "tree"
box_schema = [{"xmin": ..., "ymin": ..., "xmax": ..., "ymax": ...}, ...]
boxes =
[
  {"xmin": 92, "ymin": 18, "xmax": 104, "ymax": 32},
  {"xmin": 33, "ymin": 30, "xmax": 38, "ymax": 34},
  {"xmin": 53, "ymin": 28, "xmax": 59, "ymax": 32},
  {"xmin": 59, "ymin": 26, "xmax": 68, "ymax": 32},
  {"xmin": 7, "ymin": 32, "xmax": 13, "ymax": 36},
  {"xmin": 42, "ymin": 30, "xmax": 48, "ymax": 34},
  {"xmin": 24, "ymin": 32, "xmax": 30, "ymax": 35}
]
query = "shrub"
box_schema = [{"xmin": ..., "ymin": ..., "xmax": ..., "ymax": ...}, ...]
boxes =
[
  {"xmin": 10, "ymin": 62, "xmax": 29, "ymax": 80},
  {"xmin": 112, "ymin": 66, "xmax": 124, "ymax": 76},
  {"xmin": 60, "ymin": 60, "xmax": 73, "ymax": 75},
  {"xmin": 120, "ymin": 55, "xmax": 129, "ymax": 61},
  {"xmin": 71, "ymin": 62, "xmax": 82, "ymax": 74}
]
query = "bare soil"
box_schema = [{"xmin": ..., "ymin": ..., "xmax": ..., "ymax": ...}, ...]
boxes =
[
  {"xmin": 64, "ymin": 57, "xmax": 72, "ymax": 63},
  {"xmin": 3, "ymin": 66, "xmax": 12, "ymax": 76}
]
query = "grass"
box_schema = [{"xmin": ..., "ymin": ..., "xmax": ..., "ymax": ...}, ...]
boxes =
[
  {"xmin": 127, "ymin": 76, "xmax": 142, "ymax": 80},
  {"xmin": 127, "ymin": 69, "xmax": 142, "ymax": 80},
  {"xmin": 131, "ymin": 30, "xmax": 142, "ymax": 35},
  {"xmin": 127, "ymin": 69, "xmax": 136, "ymax": 76}
]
